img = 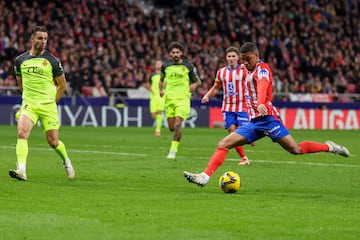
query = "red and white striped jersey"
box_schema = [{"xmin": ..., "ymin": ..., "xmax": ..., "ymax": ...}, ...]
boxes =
[
  {"xmin": 245, "ymin": 61, "xmax": 281, "ymax": 119},
  {"xmin": 215, "ymin": 64, "xmax": 247, "ymax": 112}
]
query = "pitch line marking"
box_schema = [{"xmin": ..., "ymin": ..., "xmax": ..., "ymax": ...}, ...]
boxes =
[
  {"xmin": 226, "ymin": 158, "xmax": 360, "ymax": 168},
  {"xmin": 0, "ymin": 145, "xmax": 147, "ymax": 157},
  {"xmin": 1, "ymin": 145, "xmax": 358, "ymax": 168}
]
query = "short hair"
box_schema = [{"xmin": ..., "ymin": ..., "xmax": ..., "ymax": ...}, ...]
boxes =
[
  {"xmin": 31, "ymin": 26, "xmax": 48, "ymax": 36},
  {"xmin": 168, "ymin": 41, "xmax": 184, "ymax": 52},
  {"xmin": 240, "ymin": 42, "xmax": 258, "ymax": 54},
  {"xmin": 225, "ymin": 46, "xmax": 240, "ymax": 55}
]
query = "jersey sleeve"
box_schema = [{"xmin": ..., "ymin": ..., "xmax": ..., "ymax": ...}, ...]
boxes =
[
  {"xmin": 47, "ymin": 52, "xmax": 64, "ymax": 77},
  {"xmin": 14, "ymin": 56, "xmax": 22, "ymax": 76},
  {"xmin": 256, "ymin": 63, "xmax": 271, "ymax": 105},
  {"xmin": 160, "ymin": 59, "xmax": 171, "ymax": 80},
  {"xmin": 188, "ymin": 63, "xmax": 201, "ymax": 83},
  {"xmin": 214, "ymin": 69, "xmax": 222, "ymax": 86},
  {"xmin": 53, "ymin": 59, "xmax": 64, "ymax": 77}
]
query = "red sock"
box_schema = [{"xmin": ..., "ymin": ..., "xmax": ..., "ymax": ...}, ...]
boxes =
[
  {"xmin": 299, "ymin": 141, "xmax": 330, "ymax": 154},
  {"xmin": 204, "ymin": 147, "xmax": 229, "ymax": 176},
  {"xmin": 235, "ymin": 146, "xmax": 245, "ymax": 158}
]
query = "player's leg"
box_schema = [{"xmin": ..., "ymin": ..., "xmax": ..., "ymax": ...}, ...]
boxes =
[
  {"xmin": 9, "ymin": 113, "xmax": 35, "ymax": 180},
  {"xmin": 9, "ymin": 103, "xmax": 37, "ymax": 181},
  {"xmin": 224, "ymin": 113, "xmax": 244, "ymax": 157},
  {"xmin": 205, "ymin": 131, "xmax": 249, "ymax": 174},
  {"xmin": 165, "ymin": 101, "xmax": 175, "ymax": 131},
  {"xmin": 154, "ymin": 111, "xmax": 163, "ymax": 136},
  {"xmin": 150, "ymin": 97, "xmax": 163, "ymax": 136},
  {"xmin": 165, "ymin": 101, "xmax": 176, "ymax": 158},
  {"xmin": 273, "ymin": 118, "xmax": 349, "ymax": 157},
  {"xmin": 228, "ymin": 112, "xmax": 251, "ymax": 165},
  {"xmin": 41, "ymin": 103, "xmax": 75, "ymax": 179},
  {"xmin": 166, "ymin": 115, "xmax": 178, "ymax": 159},
  {"xmin": 167, "ymin": 116, "xmax": 183, "ymax": 159},
  {"xmin": 167, "ymin": 99, "xmax": 188, "ymax": 159},
  {"xmin": 278, "ymin": 135, "xmax": 349, "ymax": 157},
  {"xmin": 155, "ymin": 96, "xmax": 165, "ymax": 135},
  {"xmin": 45, "ymin": 129, "xmax": 75, "ymax": 179},
  {"xmin": 184, "ymin": 125, "xmax": 253, "ymax": 187},
  {"xmin": 227, "ymin": 124, "xmax": 248, "ymax": 165}
]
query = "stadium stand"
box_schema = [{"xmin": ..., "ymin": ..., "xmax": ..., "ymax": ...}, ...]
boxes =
[{"xmin": 0, "ymin": 0, "xmax": 359, "ymax": 101}]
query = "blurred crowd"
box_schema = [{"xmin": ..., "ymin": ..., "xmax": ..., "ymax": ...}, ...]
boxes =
[{"xmin": 0, "ymin": 0, "xmax": 359, "ymax": 99}]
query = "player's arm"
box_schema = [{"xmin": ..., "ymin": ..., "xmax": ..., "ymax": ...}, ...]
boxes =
[
  {"xmin": 256, "ymin": 76, "xmax": 269, "ymax": 116},
  {"xmin": 14, "ymin": 59, "xmax": 22, "ymax": 92},
  {"xmin": 54, "ymin": 73, "xmax": 67, "ymax": 103},
  {"xmin": 201, "ymin": 81, "xmax": 221, "ymax": 104},
  {"xmin": 144, "ymin": 74, "xmax": 152, "ymax": 92},
  {"xmin": 190, "ymin": 74, "xmax": 201, "ymax": 92},
  {"xmin": 189, "ymin": 64, "xmax": 201, "ymax": 92},
  {"xmin": 159, "ymin": 74, "xmax": 165, "ymax": 97},
  {"xmin": 16, "ymin": 76, "xmax": 23, "ymax": 93}
]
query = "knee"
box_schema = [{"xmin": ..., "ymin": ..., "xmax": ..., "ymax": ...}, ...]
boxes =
[
  {"xmin": 48, "ymin": 139, "xmax": 58, "ymax": 148},
  {"xmin": 217, "ymin": 140, "xmax": 228, "ymax": 149},
  {"xmin": 288, "ymin": 146, "xmax": 302, "ymax": 155},
  {"xmin": 17, "ymin": 130, "xmax": 27, "ymax": 139},
  {"xmin": 17, "ymin": 126, "xmax": 30, "ymax": 139},
  {"xmin": 168, "ymin": 127, "xmax": 175, "ymax": 132}
]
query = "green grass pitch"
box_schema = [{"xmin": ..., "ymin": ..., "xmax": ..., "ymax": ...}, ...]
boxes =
[{"xmin": 0, "ymin": 125, "xmax": 359, "ymax": 240}]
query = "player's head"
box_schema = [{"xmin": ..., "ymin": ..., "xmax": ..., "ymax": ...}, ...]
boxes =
[
  {"xmin": 155, "ymin": 60, "xmax": 162, "ymax": 72},
  {"xmin": 30, "ymin": 26, "xmax": 48, "ymax": 53},
  {"xmin": 168, "ymin": 41, "xmax": 184, "ymax": 63},
  {"xmin": 240, "ymin": 42, "xmax": 259, "ymax": 71},
  {"xmin": 225, "ymin": 46, "xmax": 240, "ymax": 68}
]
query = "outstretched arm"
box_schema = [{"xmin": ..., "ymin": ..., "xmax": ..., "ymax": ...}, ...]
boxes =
[
  {"xmin": 54, "ymin": 74, "xmax": 67, "ymax": 103},
  {"xmin": 201, "ymin": 83, "xmax": 221, "ymax": 103}
]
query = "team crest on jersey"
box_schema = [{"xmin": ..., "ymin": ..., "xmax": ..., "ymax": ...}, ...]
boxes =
[
  {"xmin": 42, "ymin": 60, "xmax": 48, "ymax": 65},
  {"xmin": 258, "ymin": 68, "xmax": 269, "ymax": 79}
]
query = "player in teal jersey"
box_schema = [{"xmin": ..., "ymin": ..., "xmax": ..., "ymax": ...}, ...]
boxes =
[
  {"xmin": 159, "ymin": 42, "xmax": 201, "ymax": 159},
  {"xmin": 9, "ymin": 26, "xmax": 75, "ymax": 181},
  {"xmin": 145, "ymin": 60, "xmax": 165, "ymax": 136}
]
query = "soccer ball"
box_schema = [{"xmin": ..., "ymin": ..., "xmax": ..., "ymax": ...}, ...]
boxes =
[{"xmin": 219, "ymin": 171, "xmax": 241, "ymax": 193}]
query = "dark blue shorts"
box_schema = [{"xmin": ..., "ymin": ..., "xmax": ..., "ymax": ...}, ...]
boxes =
[
  {"xmin": 235, "ymin": 115, "xmax": 290, "ymax": 143},
  {"xmin": 223, "ymin": 111, "xmax": 249, "ymax": 129}
]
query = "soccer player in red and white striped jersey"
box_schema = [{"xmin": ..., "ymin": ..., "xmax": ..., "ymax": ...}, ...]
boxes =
[
  {"xmin": 243, "ymin": 61, "xmax": 281, "ymax": 119},
  {"xmin": 184, "ymin": 42, "xmax": 350, "ymax": 187},
  {"xmin": 201, "ymin": 46, "xmax": 250, "ymax": 165}
]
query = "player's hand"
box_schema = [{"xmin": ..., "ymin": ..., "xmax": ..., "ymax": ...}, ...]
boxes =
[
  {"xmin": 160, "ymin": 90, "xmax": 164, "ymax": 97},
  {"xmin": 190, "ymin": 83, "xmax": 198, "ymax": 92},
  {"xmin": 201, "ymin": 96, "xmax": 209, "ymax": 104},
  {"xmin": 257, "ymin": 104, "xmax": 268, "ymax": 116}
]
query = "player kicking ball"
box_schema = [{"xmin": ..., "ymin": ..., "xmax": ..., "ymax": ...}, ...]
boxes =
[{"xmin": 184, "ymin": 42, "xmax": 350, "ymax": 187}]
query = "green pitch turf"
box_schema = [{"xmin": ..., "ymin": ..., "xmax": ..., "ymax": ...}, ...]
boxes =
[{"xmin": 0, "ymin": 125, "xmax": 359, "ymax": 240}]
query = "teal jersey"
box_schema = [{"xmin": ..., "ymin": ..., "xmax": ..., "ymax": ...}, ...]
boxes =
[
  {"xmin": 14, "ymin": 50, "xmax": 64, "ymax": 104},
  {"xmin": 150, "ymin": 73, "xmax": 161, "ymax": 98},
  {"xmin": 161, "ymin": 58, "xmax": 200, "ymax": 100}
]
